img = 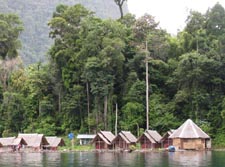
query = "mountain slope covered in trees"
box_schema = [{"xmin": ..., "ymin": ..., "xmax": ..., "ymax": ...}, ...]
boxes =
[{"xmin": 0, "ymin": 0, "xmax": 128, "ymax": 64}]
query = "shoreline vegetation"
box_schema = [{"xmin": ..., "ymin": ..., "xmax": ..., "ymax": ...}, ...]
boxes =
[
  {"xmin": 1, "ymin": 147, "xmax": 223, "ymax": 154},
  {"xmin": 57, "ymin": 142, "xmax": 222, "ymax": 153}
]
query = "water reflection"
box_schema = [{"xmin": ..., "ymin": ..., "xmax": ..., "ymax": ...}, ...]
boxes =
[
  {"xmin": 144, "ymin": 152, "xmax": 169, "ymax": 167},
  {"xmin": 23, "ymin": 153, "xmax": 43, "ymax": 166},
  {"xmin": 0, "ymin": 151, "xmax": 222, "ymax": 167},
  {"xmin": 169, "ymin": 151, "xmax": 211, "ymax": 167}
]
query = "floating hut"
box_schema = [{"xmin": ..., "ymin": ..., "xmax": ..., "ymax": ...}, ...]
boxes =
[
  {"xmin": 45, "ymin": 137, "xmax": 65, "ymax": 150},
  {"xmin": 161, "ymin": 130, "xmax": 175, "ymax": 148},
  {"xmin": 92, "ymin": 131, "xmax": 115, "ymax": 150},
  {"xmin": 112, "ymin": 131, "xmax": 137, "ymax": 150},
  {"xmin": 169, "ymin": 119, "xmax": 211, "ymax": 150},
  {"xmin": 18, "ymin": 133, "xmax": 49, "ymax": 151},
  {"xmin": 0, "ymin": 137, "xmax": 27, "ymax": 152},
  {"xmin": 137, "ymin": 130, "xmax": 162, "ymax": 149},
  {"xmin": 77, "ymin": 134, "xmax": 95, "ymax": 145}
]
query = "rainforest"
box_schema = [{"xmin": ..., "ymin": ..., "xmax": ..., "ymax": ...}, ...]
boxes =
[{"xmin": 1, "ymin": 2, "xmax": 225, "ymax": 147}]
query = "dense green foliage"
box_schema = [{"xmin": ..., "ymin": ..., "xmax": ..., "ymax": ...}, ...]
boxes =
[
  {"xmin": 0, "ymin": 0, "xmax": 128, "ymax": 65},
  {"xmin": 1, "ymin": 2, "xmax": 225, "ymax": 146}
]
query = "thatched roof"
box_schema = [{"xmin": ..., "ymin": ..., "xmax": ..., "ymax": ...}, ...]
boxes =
[
  {"xmin": 92, "ymin": 131, "xmax": 115, "ymax": 145},
  {"xmin": 168, "ymin": 129, "xmax": 175, "ymax": 136},
  {"xmin": 12, "ymin": 138, "xmax": 27, "ymax": 146},
  {"xmin": 0, "ymin": 137, "xmax": 15, "ymax": 146},
  {"xmin": 18, "ymin": 133, "xmax": 49, "ymax": 147},
  {"xmin": 146, "ymin": 130, "xmax": 162, "ymax": 142},
  {"xmin": 169, "ymin": 119, "xmax": 210, "ymax": 139},
  {"xmin": 0, "ymin": 137, "xmax": 27, "ymax": 146},
  {"xmin": 137, "ymin": 130, "xmax": 162, "ymax": 143},
  {"xmin": 101, "ymin": 131, "xmax": 115, "ymax": 143},
  {"xmin": 46, "ymin": 137, "xmax": 65, "ymax": 147},
  {"xmin": 121, "ymin": 131, "xmax": 137, "ymax": 143},
  {"xmin": 142, "ymin": 132, "xmax": 156, "ymax": 143},
  {"xmin": 113, "ymin": 131, "xmax": 137, "ymax": 144},
  {"xmin": 161, "ymin": 129, "xmax": 175, "ymax": 141}
]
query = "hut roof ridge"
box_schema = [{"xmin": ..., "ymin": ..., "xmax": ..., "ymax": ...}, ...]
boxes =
[
  {"xmin": 100, "ymin": 131, "xmax": 115, "ymax": 143},
  {"xmin": 121, "ymin": 131, "xmax": 137, "ymax": 143},
  {"xmin": 191, "ymin": 120, "xmax": 199, "ymax": 137},
  {"xmin": 146, "ymin": 130, "xmax": 162, "ymax": 142},
  {"xmin": 169, "ymin": 119, "xmax": 210, "ymax": 139}
]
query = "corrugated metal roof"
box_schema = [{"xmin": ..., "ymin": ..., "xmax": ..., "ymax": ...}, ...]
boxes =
[
  {"xmin": 169, "ymin": 119, "xmax": 210, "ymax": 139},
  {"xmin": 77, "ymin": 134, "xmax": 96, "ymax": 139}
]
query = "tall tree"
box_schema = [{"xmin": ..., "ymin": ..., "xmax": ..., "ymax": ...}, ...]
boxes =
[
  {"xmin": 82, "ymin": 19, "xmax": 127, "ymax": 130},
  {"xmin": 0, "ymin": 14, "xmax": 23, "ymax": 91},
  {"xmin": 0, "ymin": 13, "xmax": 23, "ymax": 59},
  {"xmin": 133, "ymin": 14, "xmax": 159, "ymax": 130},
  {"xmin": 114, "ymin": 0, "xmax": 127, "ymax": 18},
  {"xmin": 206, "ymin": 3, "xmax": 225, "ymax": 36}
]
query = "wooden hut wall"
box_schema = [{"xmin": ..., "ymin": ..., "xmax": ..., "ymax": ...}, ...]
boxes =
[
  {"xmin": 95, "ymin": 136, "xmax": 104, "ymax": 149},
  {"xmin": 172, "ymin": 138, "xmax": 181, "ymax": 149},
  {"xmin": 206, "ymin": 139, "xmax": 211, "ymax": 149},
  {"xmin": 182, "ymin": 139, "xmax": 206, "ymax": 150},
  {"xmin": 114, "ymin": 135, "xmax": 129, "ymax": 150},
  {"xmin": 139, "ymin": 135, "xmax": 161, "ymax": 149},
  {"xmin": 161, "ymin": 138, "xmax": 173, "ymax": 148},
  {"xmin": 94, "ymin": 136, "xmax": 111, "ymax": 149},
  {"xmin": 173, "ymin": 138, "xmax": 206, "ymax": 150}
]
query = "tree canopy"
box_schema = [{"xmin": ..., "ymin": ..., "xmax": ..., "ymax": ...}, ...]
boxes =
[{"xmin": 1, "ymin": 2, "xmax": 225, "ymax": 147}]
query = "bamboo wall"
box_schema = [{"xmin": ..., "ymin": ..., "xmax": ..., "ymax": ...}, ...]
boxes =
[{"xmin": 172, "ymin": 138, "xmax": 206, "ymax": 150}]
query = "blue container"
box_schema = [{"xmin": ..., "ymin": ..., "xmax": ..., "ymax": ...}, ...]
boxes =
[{"xmin": 168, "ymin": 145, "xmax": 175, "ymax": 152}]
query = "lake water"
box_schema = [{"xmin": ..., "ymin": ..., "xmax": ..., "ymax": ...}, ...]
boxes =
[{"xmin": 0, "ymin": 151, "xmax": 224, "ymax": 167}]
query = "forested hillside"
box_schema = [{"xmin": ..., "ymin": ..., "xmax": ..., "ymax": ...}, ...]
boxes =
[
  {"xmin": 1, "ymin": 2, "xmax": 225, "ymax": 147},
  {"xmin": 0, "ymin": 0, "xmax": 128, "ymax": 65}
]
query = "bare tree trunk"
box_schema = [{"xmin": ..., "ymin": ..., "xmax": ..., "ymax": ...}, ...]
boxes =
[
  {"xmin": 104, "ymin": 96, "xmax": 108, "ymax": 130},
  {"xmin": 86, "ymin": 82, "xmax": 90, "ymax": 134},
  {"xmin": 0, "ymin": 60, "xmax": 8, "ymax": 91},
  {"xmin": 38, "ymin": 100, "xmax": 41, "ymax": 116},
  {"xmin": 114, "ymin": 0, "xmax": 126, "ymax": 18},
  {"xmin": 136, "ymin": 123, "xmax": 139, "ymax": 137},
  {"xmin": 146, "ymin": 41, "xmax": 149, "ymax": 130},
  {"xmin": 58, "ymin": 86, "xmax": 61, "ymax": 112},
  {"xmin": 0, "ymin": 57, "xmax": 21, "ymax": 91},
  {"xmin": 115, "ymin": 102, "xmax": 118, "ymax": 135},
  {"xmin": 119, "ymin": 5, "xmax": 124, "ymax": 18},
  {"xmin": 96, "ymin": 98, "xmax": 100, "ymax": 129}
]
